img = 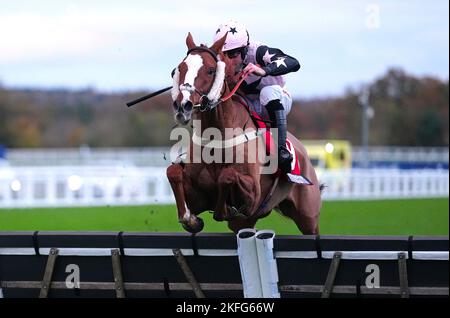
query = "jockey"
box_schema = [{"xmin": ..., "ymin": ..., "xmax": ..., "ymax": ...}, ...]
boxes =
[{"xmin": 213, "ymin": 20, "xmax": 300, "ymax": 174}]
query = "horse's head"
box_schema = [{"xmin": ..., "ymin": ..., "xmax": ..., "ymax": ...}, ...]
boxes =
[{"xmin": 171, "ymin": 32, "xmax": 228, "ymax": 125}]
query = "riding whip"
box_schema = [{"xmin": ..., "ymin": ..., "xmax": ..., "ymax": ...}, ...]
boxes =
[
  {"xmin": 126, "ymin": 86, "xmax": 172, "ymax": 107},
  {"xmin": 126, "ymin": 68, "xmax": 177, "ymax": 107}
]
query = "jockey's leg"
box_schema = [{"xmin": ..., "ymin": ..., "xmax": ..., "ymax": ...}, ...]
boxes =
[{"xmin": 261, "ymin": 85, "xmax": 293, "ymax": 173}]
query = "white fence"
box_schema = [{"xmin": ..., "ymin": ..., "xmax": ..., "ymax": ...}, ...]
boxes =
[
  {"xmin": 0, "ymin": 166, "xmax": 174, "ymax": 208},
  {"xmin": 5, "ymin": 147, "xmax": 170, "ymax": 167},
  {"xmin": 0, "ymin": 166, "xmax": 448, "ymax": 208},
  {"xmin": 352, "ymin": 146, "xmax": 449, "ymax": 163},
  {"xmin": 319, "ymin": 169, "xmax": 449, "ymax": 200},
  {"xmin": 7, "ymin": 146, "xmax": 448, "ymax": 167}
]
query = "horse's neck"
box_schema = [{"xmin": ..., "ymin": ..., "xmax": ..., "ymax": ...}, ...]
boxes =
[
  {"xmin": 195, "ymin": 82, "xmax": 252, "ymax": 132},
  {"xmin": 197, "ymin": 99, "xmax": 249, "ymax": 131}
]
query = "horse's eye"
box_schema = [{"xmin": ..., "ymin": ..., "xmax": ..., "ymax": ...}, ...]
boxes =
[{"xmin": 207, "ymin": 67, "xmax": 215, "ymax": 76}]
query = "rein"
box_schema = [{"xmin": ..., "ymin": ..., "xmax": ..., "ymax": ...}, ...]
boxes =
[
  {"xmin": 182, "ymin": 46, "xmax": 250, "ymax": 111},
  {"xmin": 193, "ymin": 69, "xmax": 250, "ymax": 111},
  {"xmin": 219, "ymin": 69, "xmax": 251, "ymax": 103}
]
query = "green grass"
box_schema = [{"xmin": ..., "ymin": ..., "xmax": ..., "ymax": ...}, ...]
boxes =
[{"xmin": 0, "ymin": 198, "xmax": 448, "ymax": 235}]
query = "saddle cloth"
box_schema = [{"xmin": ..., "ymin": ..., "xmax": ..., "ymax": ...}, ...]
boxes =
[{"xmin": 234, "ymin": 95, "xmax": 312, "ymax": 185}]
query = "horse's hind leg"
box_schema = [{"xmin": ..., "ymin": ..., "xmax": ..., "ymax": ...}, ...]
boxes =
[{"xmin": 278, "ymin": 184, "xmax": 321, "ymax": 235}]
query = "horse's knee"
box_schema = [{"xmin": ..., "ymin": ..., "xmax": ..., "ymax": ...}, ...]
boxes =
[{"xmin": 166, "ymin": 164, "xmax": 183, "ymax": 183}]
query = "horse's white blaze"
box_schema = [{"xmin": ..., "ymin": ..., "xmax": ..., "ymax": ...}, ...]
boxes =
[
  {"xmin": 181, "ymin": 90, "xmax": 191, "ymax": 106},
  {"xmin": 171, "ymin": 68, "xmax": 180, "ymax": 101},
  {"xmin": 180, "ymin": 54, "xmax": 203, "ymax": 105}
]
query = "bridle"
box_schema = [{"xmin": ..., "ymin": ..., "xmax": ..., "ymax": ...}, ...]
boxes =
[
  {"xmin": 186, "ymin": 46, "xmax": 219, "ymax": 63},
  {"xmin": 177, "ymin": 46, "xmax": 250, "ymax": 112},
  {"xmin": 174, "ymin": 45, "xmax": 227, "ymax": 112}
]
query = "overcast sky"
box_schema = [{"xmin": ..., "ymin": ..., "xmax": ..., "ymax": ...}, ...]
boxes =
[{"xmin": 0, "ymin": 0, "xmax": 448, "ymax": 98}]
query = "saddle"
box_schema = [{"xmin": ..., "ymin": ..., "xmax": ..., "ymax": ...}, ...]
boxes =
[{"xmin": 232, "ymin": 95, "xmax": 312, "ymax": 185}]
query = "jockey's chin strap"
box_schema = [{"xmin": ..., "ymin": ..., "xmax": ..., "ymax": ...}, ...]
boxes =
[{"xmin": 184, "ymin": 46, "xmax": 250, "ymax": 112}]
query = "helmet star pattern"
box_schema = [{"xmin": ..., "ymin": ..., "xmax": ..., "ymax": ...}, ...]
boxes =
[{"xmin": 213, "ymin": 20, "xmax": 249, "ymax": 52}]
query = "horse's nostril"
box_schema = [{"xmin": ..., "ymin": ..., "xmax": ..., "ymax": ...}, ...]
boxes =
[
  {"xmin": 175, "ymin": 112, "xmax": 184, "ymax": 121},
  {"xmin": 173, "ymin": 101, "xmax": 180, "ymax": 111},
  {"xmin": 183, "ymin": 101, "xmax": 193, "ymax": 112},
  {"xmin": 175, "ymin": 112, "xmax": 190, "ymax": 125}
]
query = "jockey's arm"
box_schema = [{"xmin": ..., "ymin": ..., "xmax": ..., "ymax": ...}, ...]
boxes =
[
  {"xmin": 255, "ymin": 45, "xmax": 300, "ymax": 77},
  {"xmin": 243, "ymin": 63, "xmax": 267, "ymax": 77}
]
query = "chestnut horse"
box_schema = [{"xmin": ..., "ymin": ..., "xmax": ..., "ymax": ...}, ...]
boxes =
[{"xmin": 166, "ymin": 32, "xmax": 321, "ymax": 234}]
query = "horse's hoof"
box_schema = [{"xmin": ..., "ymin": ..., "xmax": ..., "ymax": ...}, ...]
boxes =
[{"xmin": 181, "ymin": 217, "xmax": 204, "ymax": 233}]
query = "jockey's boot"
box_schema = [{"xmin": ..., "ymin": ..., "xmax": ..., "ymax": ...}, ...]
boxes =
[{"xmin": 266, "ymin": 100, "xmax": 293, "ymax": 174}]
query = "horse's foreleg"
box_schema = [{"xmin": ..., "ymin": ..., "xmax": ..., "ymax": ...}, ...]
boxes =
[
  {"xmin": 166, "ymin": 164, "xmax": 204, "ymax": 233},
  {"xmin": 214, "ymin": 168, "xmax": 259, "ymax": 222}
]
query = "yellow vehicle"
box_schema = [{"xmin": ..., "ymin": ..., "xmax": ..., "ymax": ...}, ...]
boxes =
[{"xmin": 302, "ymin": 140, "xmax": 352, "ymax": 171}]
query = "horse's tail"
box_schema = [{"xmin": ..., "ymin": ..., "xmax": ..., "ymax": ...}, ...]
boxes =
[{"xmin": 319, "ymin": 183, "xmax": 326, "ymax": 195}]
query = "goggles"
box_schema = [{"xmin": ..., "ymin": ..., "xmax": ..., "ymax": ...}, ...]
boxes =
[{"xmin": 225, "ymin": 46, "xmax": 248, "ymax": 59}]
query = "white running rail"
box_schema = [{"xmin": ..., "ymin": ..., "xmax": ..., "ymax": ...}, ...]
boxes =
[{"xmin": 0, "ymin": 166, "xmax": 448, "ymax": 208}]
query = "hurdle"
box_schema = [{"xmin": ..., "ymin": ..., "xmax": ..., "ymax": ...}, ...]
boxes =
[{"xmin": 0, "ymin": 231, "xmax": 448, "ymax": 298}]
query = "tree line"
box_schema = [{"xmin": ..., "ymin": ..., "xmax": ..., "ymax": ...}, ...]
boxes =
[{"xmin": 0, "ymin": 67, "xmax": 448, "ymax": 148}]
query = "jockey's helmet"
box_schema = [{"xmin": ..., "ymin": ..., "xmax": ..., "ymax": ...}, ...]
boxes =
[{"xmin": 213, "ymin": 20, "xmax": 249, "ymax": 52}]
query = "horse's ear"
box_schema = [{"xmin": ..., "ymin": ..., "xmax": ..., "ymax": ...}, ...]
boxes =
[
  {"xmin": 186, "ymin": 32, "xmax": 196, "ymax": 50},
  {"xmin": 210, "ymin": 32, "xmax": 227, "ymax": 53}
]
